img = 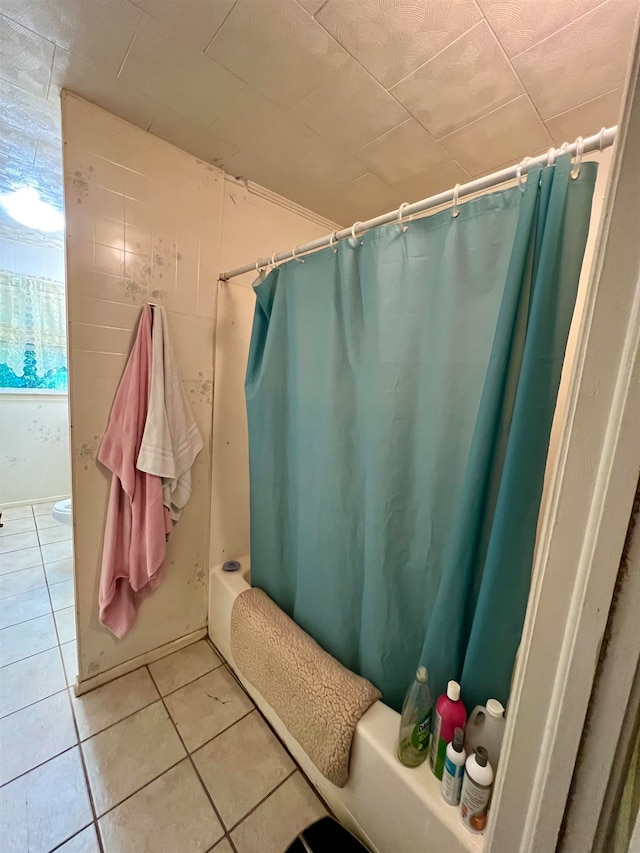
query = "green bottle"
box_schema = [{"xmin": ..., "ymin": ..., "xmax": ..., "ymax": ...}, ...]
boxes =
[{"xmin": 397, "ymin": 666, "xmax": 433, "ymax": 767}]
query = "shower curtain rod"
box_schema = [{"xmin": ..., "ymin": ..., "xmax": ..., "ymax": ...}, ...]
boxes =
[{"xmin": 219, "ymin": 125, "xmax": 617, "ymax": 282}]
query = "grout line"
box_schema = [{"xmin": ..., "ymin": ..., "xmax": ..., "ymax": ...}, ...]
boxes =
[
  {"xmin": 0, "ymin": 605, "xmax": 54, "ymax": 632},
  {"xmin": 509, "ymin": 0, "xmax": 611, "ymax": 61},
  {"xmin": 47, "ymin": 822, "xmax": 99, "ymax": 853},
  {"xmin": 0, "ymin": 743, "xmax": 78, "ymax": 790},
  {"xmin": 0, "ymin": 636, "xmax": 60, "ymax": 671},
  {"xmin": 0, "ymin": 685, "xmax": 69, "ymax": 723},
  {"xmin": 202, "ymin": 0, "xmax": 238, "ymax": 55},
  {"xmin": 226, "ymin": 768, "xmax": 298, "ymax": 834}
]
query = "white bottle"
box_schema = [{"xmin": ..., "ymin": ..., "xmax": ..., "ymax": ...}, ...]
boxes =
[
  {"xmin": 464, "ymin": 698, "xmax": 505, "ymax": 772},
  {"xmin": 441, "ymin": 726, "xmax": 466, "ymax": 806},
  {"xmin": 460, "ymin": 746, "xmax": 493, "ymax": 833}
]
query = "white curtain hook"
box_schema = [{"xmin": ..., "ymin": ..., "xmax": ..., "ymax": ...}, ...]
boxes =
[
  {"xmin": 292, "ymin": 244, "xmax": 304, "ymax": 263},
  {"xmin": 270, "ymin": 252, "xmax": 278, "ymax": 269},
  {"xmin": 571, "ymin": 136, "xmax": 584, "ymax": 180},
  {"xmin": 255, "ymin": 259, "xmax": 262, "ymax": 273},
  {"xmin": 397, "ymin": 202, "xmax": 410, "ymax": 232},
  {"xmin": 329, "ymin": 231, "xmax": 338, "ymax": 253},
  {"xmin": 517, "ymin": 157, "xmax": 530, "ymax": 192},
  {"xmin": 546, "ymin": 147, "xmax": 556, "ymax": 166},
  {"xmin": 451, "ymin": 183, "xmax": 460, "ymax": 218},
  {"xmin": 599, "ymin": 127, "xmax": 607, "ymax": 151},
  {"xmin": 351, "ymin": 221, "xmax": 363, "ymax": 244}
]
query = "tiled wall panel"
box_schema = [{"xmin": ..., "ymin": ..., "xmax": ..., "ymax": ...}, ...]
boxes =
[{"xmin": 62, "ymin": 93, "xmax": 222, "ymax": 681}]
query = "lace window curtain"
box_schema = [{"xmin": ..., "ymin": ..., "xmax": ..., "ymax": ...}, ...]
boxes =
[{"xmin": 0, "ymin": 271, "xmax": 68, "ymax": 390}]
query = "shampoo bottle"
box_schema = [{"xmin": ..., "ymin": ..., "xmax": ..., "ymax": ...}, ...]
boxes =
[
  {"xmin": 441, "ymin": 727, "xmax": 466, "ymax": 806},
  {"xmin": 460, "ymin": 746, "xmax": 493, "ymax": 833},
  {"xmin": 430, "ymin": 680, "xmax": 467, "ymax": 779},
  {"xmin": 397, "ymin": 666, "xmax": 433, "ymax": 767}
]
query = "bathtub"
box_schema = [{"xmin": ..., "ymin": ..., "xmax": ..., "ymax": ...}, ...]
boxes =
[{"xmin": 208, "ymin": 559, "xmax": 483, "ymax": 853}]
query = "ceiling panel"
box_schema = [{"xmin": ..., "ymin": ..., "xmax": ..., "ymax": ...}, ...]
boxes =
[
  {"xmin": 286, "ymin": 137, "xmax": 368, "ymax": 195},
  {"xmin": 293, "ymin": 58, "xmax": 410, "ymax": 153},
  {"xmin": 544, "ymin": 88, "xmax": 624, "ymax": 147},
  {"xmin": 0, "ymin": 14, "xmax": 54, "ymax": 99},
  {"xmin": 1, "ymin": 78, "xmax": 60, "ymax": 144},
  {"xmin": 392, "ymin": 20, "xmax": 523, "ymax": 139},
  {"xmin": 1, "ymin": 0, "xmax": 143, "ymax": 74},
  {"xmin": 357, "ymin": 119, "xmax": 450, "ymax": 186},
  {"xmin": 129, "ymin": 0, "xmax": 235, "ymax": 51},
  {"xmin": 147, "ymin": 108, "xmax": 239, "ymax": 167},
  {"xmin": 441, "ymin": 95, "xmax": 552, "ymax": 176},
  {"xmin": 391, "ymin": 160, "xmax": 473, "ymax": 209},
  {"xmin": 512, "ymin": 0, "xmax": 638, "ymax": 119},
  {"xmin": 316, "ymin": 0, "xmax": 481, "ymax": 88},
  {"xmin": 206, "ymin": 0, "xmax": 350, "ymax": 109}
]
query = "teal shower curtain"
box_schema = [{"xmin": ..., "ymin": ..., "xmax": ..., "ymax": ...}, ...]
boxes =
[{"xmin": 245, "ymin": 154, "xmax": 597, "ymax": 712}]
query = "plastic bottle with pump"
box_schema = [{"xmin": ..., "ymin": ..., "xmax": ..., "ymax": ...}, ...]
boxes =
[
  {"xmin": 397, "ymin": 666, "xmax": 433, "ymax": 768},
  {"xmin": 430, "ymin": 680, "xmax": 467, "ymax": 779},
  {"xmin": 441, "ymin": 727, "xmax": 466, "ymax": 806}
]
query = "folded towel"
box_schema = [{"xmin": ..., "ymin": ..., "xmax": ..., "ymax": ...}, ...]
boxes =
[
  {"xmin": 231, "ymin": 587, "xmax": 381, "ymax": 787},
  {"xmin": 137, "ymin": 305, "xmax": 203, "ymax": 522},
  {"xmin": 97, "ymin": 305, "xmax": 171, "ymax": 638}
]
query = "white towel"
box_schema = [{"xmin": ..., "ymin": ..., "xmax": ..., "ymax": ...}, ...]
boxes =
[{"xmin": 137, "ymin": 305, "xmax": 203, "ymax": 522}]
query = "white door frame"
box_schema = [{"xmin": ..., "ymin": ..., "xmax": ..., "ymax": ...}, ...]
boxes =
[{"xmin": 485, "ymin": 23, "xmax": 640, "ymax": 853}]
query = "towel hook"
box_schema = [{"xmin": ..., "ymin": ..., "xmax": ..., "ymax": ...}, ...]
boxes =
[
  {"xmin": 451, "ymin": 183, "xmax": 460, "ymax": 218},
  {"xmin": 516, "ymin": 157, "xmax": 530, "ymax": 192},
  {"xmin": 292, "ymin": 244, "xmax": 304, "ymax": 263},
  {"xmin": 598, "ymin": 127, "xmax": 607, "ymax": 151},
  {"xmin": 397, "ymin": 202, "xmax": 411, "ymax": 232},
  {"xmin": 571, "ymin": 136, "xmax": 584, "ymax": 180},
  {"xmin": 329, "ymin": 230, "xmax": 339, "ymax": 253}
]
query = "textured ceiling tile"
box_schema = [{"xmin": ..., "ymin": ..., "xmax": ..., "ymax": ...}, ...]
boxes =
[
  {"xmin": 118, "ymin": 15, "xmax": 244, "ymax": 125},
  {"xmin": 211, "ymin": 87, "xmax": 316, "ymax": 161},
  {"xmin": 477, "ymin": 0, "xmax": 605, "ymax": 58},
  {"xmin": 293, "ymin": 59, "xmax": 410, "ymax": 153},
  {"xmin": 148, "ymin": 109, "xmax": 239, "ymax": 167},
  {"xmin": 316, "ymin": 0, "xmax": 481, "ymax": 88},
  {"xmin": 342, "ymin": 172, "xmax": 397, "ymax": 220},
  {"xmin": 544, "ymin": 88, "xmax": 624, "ymax": 147},
  {"xmin": 0, "ymin": 117, "xmax": 38, "ymax": 165},
  {"xmin": 297, "ymin": 0, "xmax": 328, "ymax": 14},
  {"xmin": 512, "ymin": 0, "xmax": 639, "ymax": 120},
  {"xmin": 289, "ymin": 137, "xmax": 368, "ymax": 194},
  {"xmin": 0, "ymin": 13, "xmax": 54, "ymax": 98},
  {"xmin": 392, "ymin": 20, "xmax": 523, "ymax": 139},
  {"xmin": 0, "ymin": 78, "xmax": 60, "ymax": 143},
  {"xmin": 391, "ymin": 160, "xmax": 472, "ymax": 207},
  {"xmin": 34, "ymin": 138, "xmax": 63, "ymax": 173},
  {"xmin": 441, "ymin": 96, "xmax": 552, "ymax": 176},
  {"xmin": 51, "ymin": 47, "xmax": 161, "ymax": 133},
  {"xmin": 357, "ymin": 118, "xmax": 450, "ymax": 186},
  {"xmin": 1, "ymin": 0, "xmax": 143, "ymax": 75},
  {"xmin": 206, "ymin": 0, "xmax": 350, "ymax": 109},
  {"xmin": 130, "ymin": 0, "xmax": 235, "ymax": 51}
]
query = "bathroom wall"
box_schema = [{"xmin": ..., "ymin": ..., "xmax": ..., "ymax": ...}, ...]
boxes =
[
  {"xmin": 62, "ymin": 93, "xmax": 221, "ymax": 682},
  {"xmin": 62, "ymin": 93, "xmax": 337, "ymax": 684}
]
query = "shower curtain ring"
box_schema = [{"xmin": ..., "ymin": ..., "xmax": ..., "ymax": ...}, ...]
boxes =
[
  {"xmin": 599, "ymin": 127, "xmax": 607, "ymax": 151},
  {"xmin": 571, "ymin": 137, "xmax": 584, "ymax": 180},
  {"xmin": 397, "ymin": 202, "xmax": 410, "ymax": 232},
  {"xmin": 292, "ymin": 244, "xmax": 304, "ymax": 263},
  {"xmin": 351, "ymin": 222, "xmax": 363, "ymax": 245},
  {"xmin": 255, "ymin": 259, "xmax": 263, "ymax": 273},
  {"xmin": 270, "ymin": 252, "xmax": 278, "ymax": 269},
  {"xmin": 516, "ymin": 157, "xmax": 530, "ymax": 192},
  {"xmin": 451, "ymin": 184, "xmax": 460, "ymax": 218},
  {"xmin": 546, "ymin": 147, "xmax": 556, "ymax": 166},
  {"xmin": 329, "ymin": 231, "xmax": 338, "ymax": 253}
]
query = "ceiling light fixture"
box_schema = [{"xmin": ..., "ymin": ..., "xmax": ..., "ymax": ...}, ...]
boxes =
[{"xmin": 0, "ymin": 187, "xmax": 64, "ymax": 232}]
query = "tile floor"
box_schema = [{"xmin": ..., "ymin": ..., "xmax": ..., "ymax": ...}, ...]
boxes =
[{"xmin": 0, "ymin": 502, "xmax": 328, "ymax": 853}]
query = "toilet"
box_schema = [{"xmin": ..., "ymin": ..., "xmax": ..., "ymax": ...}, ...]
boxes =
[{"xmin": 52, "ymin": 498, "xmax": 73, "ymax": 527}]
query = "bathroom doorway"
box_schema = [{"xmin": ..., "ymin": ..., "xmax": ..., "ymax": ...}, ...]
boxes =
[{"xmin": 0, "ymin": 93, "xmax": 76, "ymax": 689}]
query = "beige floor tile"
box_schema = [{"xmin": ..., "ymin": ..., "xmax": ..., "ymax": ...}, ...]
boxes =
[
  {"xmin": 231, "ymin": 772, "xmax": 327, "ymax": 853},
  {"xmin": 98, "ymin": 759, "xmax": 224, "ymax": 853},
  {"xmin": 35, "ymin": 513, "xmax": 60, "ymax": 530},
  {"xmin": 0, "ymin": 565, "xmax": 46, "ymax": 599},
  {"xmin": 0, "ymin": 530, "xmax": 40, "ymax": 553},
  {"xmin": 0, "ymin": 747, "xmax": 92, "ymax": 852},
  {"xmin": 211, "ymin": 840, "xmax": 234, "ymax": 853},
  {"xmin": 33, "ymin": 500, "xmax": 59, "ymax": 516},
  {"xmin": 0, "ymin": 611, "xmax": 58, "ymax": 667},
  {"xmin": 38, "ymin": 524, "xmax": 73, "ymax": 545},
  {"xmin": 0, "ymin": 544, "xmax": 42, "ymax": 574},
  {"xmin": 0, "ymin": 691, "xmax": 77, "ymax": 784},
  {"xmin": 0, "ymin": 585, "xmax": 51, "ymax": 629},
  {"xmin": 0, "ymin": 515, "xmax": 36, "ymax": 536},
  {"xmin": 61, "ymin": 640, "xmax": 78, "ymax": 687},
  {"xmin": 57, "ymin": 824, "xmax": 101, "ymax": 852},
  {"xmin": 72, "ymin": 667, "xmax": 159, "ymax": 740},
  {"xmin": 41, "ymin": 538, "xmax": 74, "ymax": 563},
  {"xmin": 0, "ymin": 504, "xmax": 34, "ymax": 521},
  {"xmin": 50, "ymin": 578, "xmax": 75, "ymax": 611},
  {"xmin": 0, "ymin": 646, "xmax": 66, "ymax": 717},
  {"xmin": 55, "ymin": 605, "xmax": 77, "ymax": 643},
  {"xmin": 82, "ymin": 700, "xmax": 186, "ymax": 815},
  {"xmin": 149, "ymin": 639, "xmax": 223, "ymax": 696},
  {"xmin": 194, "ymin": 711, "xmax": 295, "ymax": 829},
  {"xmin": 164, "ymin": 666, "xmax": 254, "ymax": 752},
  {"xmin": 45, "ymin": 556, "xmax": 74, "ymax": 585}
]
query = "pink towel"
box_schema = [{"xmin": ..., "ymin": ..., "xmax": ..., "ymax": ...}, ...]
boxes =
[{"xmin": 97, "ymin": 305, "xmax": 171, "ymax": 638}]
